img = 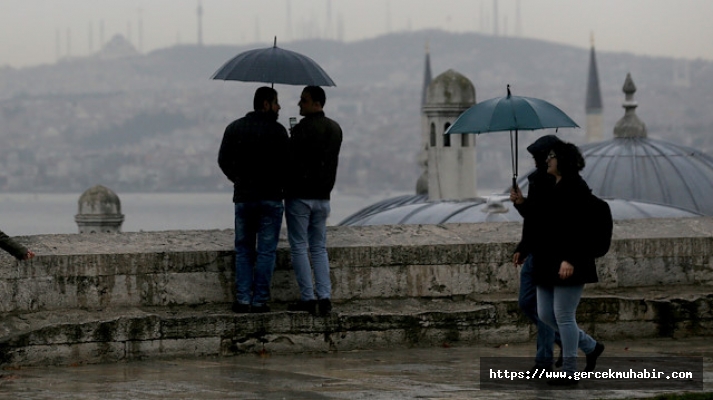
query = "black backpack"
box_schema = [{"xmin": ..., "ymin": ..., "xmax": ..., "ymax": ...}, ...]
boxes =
[{"xmin": 588, "ymin": 194, "xmax": 613, "ymax": 258}]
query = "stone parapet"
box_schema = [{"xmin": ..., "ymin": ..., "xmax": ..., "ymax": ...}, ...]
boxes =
[{"xmin": 0, "ymin": 218, "xmax": 712, "ymax": 366}]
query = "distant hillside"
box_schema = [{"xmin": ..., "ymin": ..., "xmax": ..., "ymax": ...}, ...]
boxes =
[{"xmin": 0, "ymin": 30, "xmax": 710, "ymax": 193}]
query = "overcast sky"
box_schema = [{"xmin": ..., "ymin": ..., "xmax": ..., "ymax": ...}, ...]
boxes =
[{"xmin": 1, "ymin": 0, "xmax": 711, "ymax": 68}]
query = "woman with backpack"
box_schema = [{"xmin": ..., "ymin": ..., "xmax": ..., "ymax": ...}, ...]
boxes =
[{"xmin": 531, "ymin": 140, "xmax": 605, "ymax": 386}]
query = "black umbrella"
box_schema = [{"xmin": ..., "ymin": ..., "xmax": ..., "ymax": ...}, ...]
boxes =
[{"xmin": 211, "ymin": 37, "xmax": 336, "ymax": 87}]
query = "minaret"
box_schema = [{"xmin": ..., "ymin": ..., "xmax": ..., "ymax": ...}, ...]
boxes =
[
  {"xmin": 585, "ymin": 34, "xmax": 604, "ymax": 143},
  {"xmin": 421, "ymin": 42, "xmax": 432, "ymax": 108},
  {"xmin": 493, "ymin": 0, "xmax": 499, "ymax": 36},
  {"xmin": 515, "ymin": 0, "xmax": 522, "ymax": 36},
  {"xmin": 138, "ymin": 9, "xmax": 144, "ymax": 52},
  {"xmin": 55, "ymin": 28, "xmax": 61, "ymax": 61},
  {"xmin": 197, "ymin": 1, "xmax": 203, "ymax": 46},
  {"xmin": 416, "ymin": 43, "xmax": 434, "ymax": 195},
  {"xmin": 88, "ymin": 22, "xmax": 94, "ymax": 54},
  {"xmin": 286, "ymin": 0, "xmax": 292, "ymax": 40},
  {"xmin": 422, "ymin": 70, "xmax": 477, "ymax": 200}
]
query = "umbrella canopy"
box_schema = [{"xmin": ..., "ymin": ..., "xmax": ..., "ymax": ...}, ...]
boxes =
[
  {"xmin": 211, "ymin": 37, "xmax": 336, "ymax": 87},
  {"xmin": 445, "ymin": 85, "xmax": 579, "ymax": 186}
]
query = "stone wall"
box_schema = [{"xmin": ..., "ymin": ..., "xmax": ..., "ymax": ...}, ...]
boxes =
[{"xmin": 0, "ymin": 217, "xmax": 712, "ymax": 366}]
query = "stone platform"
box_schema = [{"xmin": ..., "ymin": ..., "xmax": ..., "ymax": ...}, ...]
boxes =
[{"xmin": 0, "ymin": 218, "xmax": 712, "ymax": 366}]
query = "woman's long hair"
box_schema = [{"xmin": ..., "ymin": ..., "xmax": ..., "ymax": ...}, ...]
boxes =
[{"xmin": 551, "ymin": 141, "xmax": 585, "ymax": 177}]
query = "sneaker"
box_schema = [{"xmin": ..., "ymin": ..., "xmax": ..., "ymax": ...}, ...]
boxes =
[
  {"xmin": 584, "ymin": 342, "xmax": 605, "ymax": 372},
  {"xmin": 251, "ymin": 304, "xmax": 271, "ymax": 314},
  {"xmin": 287, "ymin": 300, "xmax": 317, "ymax": 315},
  {"xmin": 317, "ymin": 298, "xmax": 332, "ymax": 316},
  {"xmin": 232, "ymin": 302, "xmax": 250, "ymax": 314}
]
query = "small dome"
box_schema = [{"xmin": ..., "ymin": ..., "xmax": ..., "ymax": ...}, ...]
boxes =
[
  {"xmin": 425, "ymin": 69, "xmax": 475, "ymax": 108},
  {"xmin": 77, "ymin": 185, "xmax": 122, "ymax": 215}
]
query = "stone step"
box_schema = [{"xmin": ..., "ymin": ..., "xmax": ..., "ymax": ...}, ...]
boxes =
[{"xmin": 1, "ymin": 286, "xmax": 711, "ymax": 367}]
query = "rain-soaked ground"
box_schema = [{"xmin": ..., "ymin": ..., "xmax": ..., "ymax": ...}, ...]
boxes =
[{"xmin": 0, "ymin": 337, "xmax": 710, "ymax": 400}]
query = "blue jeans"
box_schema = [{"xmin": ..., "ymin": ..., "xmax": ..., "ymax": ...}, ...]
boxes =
[
  {"xmin": 234, "ymin": 200, "xmax": 284, "ymax": 307},
  {"xmin": 285, "ymin": 199, "xmax": 331, "ymax": 301},
  {"xmin": 537, "ymin": 284, "xmax": 597, "ymax": 374},
  {"xmin": 519, "ymin": 256, "xmax": 558, "ymax": 368}
]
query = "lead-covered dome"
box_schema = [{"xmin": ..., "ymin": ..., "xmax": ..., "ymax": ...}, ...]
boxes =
[
  {"xmin": 337, "ymin": 195, "xmax": 698, "ymax": 226},
  {"xmin": 75, "ymin": 184, "xmax": 124, "ymax": 233},
  {"xmin": 424, "ymin": 69, "xmax": 475, "ymax": 109}
]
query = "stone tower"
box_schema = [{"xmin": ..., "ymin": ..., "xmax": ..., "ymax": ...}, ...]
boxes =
[
  {"xmin": 422, "ymin": 69, "xmax": 477, "ymax": 201},
  {"xmin": 75, "ymin": 185, "xmax": 125, "ymax": 234},
  {"xmin": 585, "ymin": 35, "xmax": 604, "ymax": 143}
]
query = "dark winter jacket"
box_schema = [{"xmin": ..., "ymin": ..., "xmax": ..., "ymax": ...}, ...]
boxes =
[
  {"xmin": 513, "ymin": 169, "xmax": 555, "ymax": 257},
  {"xmin": 285, "ymin": 111, "xmax": 342, "ymax": 200},
  {"xmin": 218, "ymin": 111, "xmax": 289, "ymax": 203},
  {"xmin": 530, "ymin": 175, "xmax": 599, "ymax": 286},
  {"xmin": 513, "ymin": 134, "xmax": 562, "ymax": 257}
]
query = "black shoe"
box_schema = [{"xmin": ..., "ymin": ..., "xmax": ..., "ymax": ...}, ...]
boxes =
[
  {"xmin": 251, "ymin": 304, "xmax": 270, "ymax": 314},
  {"xmin": 317, "ymin": 298, "xmax": 332, "ymax": 316},
  {"xmin": 584, "ymin": 342, "xmax": 605, "ymax": 372},
  {"xmin": 555, "ymin": 342, "xmax": 563, "ymax": 368},
  {"xmin": 547, "ymin": 377, "xmax": 578, "ymax": 386},
  {"xmin": 232, "ymin": 302, "xmax": 250, "ymax": 314},
  {"xmin": 288, "ymin": 300, "xmax": 317, "ymax": 315}
]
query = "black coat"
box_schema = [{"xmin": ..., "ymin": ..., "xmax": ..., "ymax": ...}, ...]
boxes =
[
  {"xmin": 217, "ymin": 111, "xmax": 289, "ymax": 203},
  {"xmin": 513, "ymin": 168, "xmax": 555, "ymax": 257},
  {"xmin": 285, "ymin": 111, "xmax": 342, "ymax": 200},
  {"xmin": 530, "ymin": 175, "xmax": 599, "ymax": 286}
]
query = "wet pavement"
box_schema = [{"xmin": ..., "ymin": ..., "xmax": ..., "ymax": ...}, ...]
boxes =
[{"xmin": 0, "ymin": 337, "xmax": 710, "ymax": 400}]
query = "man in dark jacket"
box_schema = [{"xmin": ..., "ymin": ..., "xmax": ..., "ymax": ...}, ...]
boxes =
[
  {"xmin": 285, "ymin": 86, "xmax": 342, "ymax": 316},
  {"xmin": 218, "ymin": 86, "xmax": 288, "ymax": 314}
]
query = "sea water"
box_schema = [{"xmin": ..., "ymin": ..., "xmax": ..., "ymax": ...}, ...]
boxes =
[{"xmin": 0, "ymin": 191, "xmax": 409, "ymax": 236}]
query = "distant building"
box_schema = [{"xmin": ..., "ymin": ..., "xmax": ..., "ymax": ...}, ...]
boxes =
[
  {"xmin": 422, "ymin": 69, "xmax": 477, "ymax": 201},
  {"xmin": 95, "ymin": 34, "xmax": 139, "ymax": 60},
  {"xmin": 75, "ymin": 185, "xmax": 124, "ymax": 234}
]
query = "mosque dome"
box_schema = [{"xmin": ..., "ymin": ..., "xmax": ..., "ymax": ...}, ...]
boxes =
[
  {"xmin": 516, "ymin": 73, "xmax": 713, "ymax": 216},
  {"xmin": 338, "ymin": 195, "xmax": 699, "ymax": 226},
  {"xmin": 75, "ymin": 185, "xmax": 125, "ymax": 233},
  {"xmin": 424, "ymin": 69, "xmax": 475, "ymax": 110}
]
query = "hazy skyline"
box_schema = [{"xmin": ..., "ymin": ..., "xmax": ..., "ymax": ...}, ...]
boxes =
[{"xmin": 1, "ymin": 0, "xmax": 711, "ymax": 68}]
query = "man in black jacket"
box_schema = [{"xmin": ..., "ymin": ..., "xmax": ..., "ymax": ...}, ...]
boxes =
[
  {"xmin": 285, "ymin": 86, "xmax": 342, "ymax": 316},
  {"xmin": 218, "ymin": 86, "xmax": 288, "ymax": 314}
]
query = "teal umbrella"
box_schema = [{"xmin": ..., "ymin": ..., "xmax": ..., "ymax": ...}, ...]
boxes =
[{"xmin": 446, "ymin": 85, "xmax": 579, "ymax": 187}]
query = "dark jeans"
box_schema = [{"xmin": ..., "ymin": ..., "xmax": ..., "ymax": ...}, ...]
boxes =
[
  {"xmin": 234, "ymin": 200, "xmax": 284, "ymax": 307},
  {"xmin": 519, "ymin": 256, "xmax": 558, "ymax": 367}
]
